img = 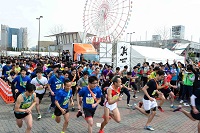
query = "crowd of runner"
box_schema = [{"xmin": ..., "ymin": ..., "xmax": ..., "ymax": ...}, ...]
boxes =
[{"xmin": 0, "ymin": 56, "xmax": 200, "ymax": 133}]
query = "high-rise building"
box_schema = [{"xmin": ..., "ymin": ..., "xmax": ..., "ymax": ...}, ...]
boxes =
[
  {"xmin": 172, "ymin": 25, "xmax": 185, "ymax": 39},
  {"xmin": 1, "ymin": 24, "xmax": 27, "ymax": 50}
]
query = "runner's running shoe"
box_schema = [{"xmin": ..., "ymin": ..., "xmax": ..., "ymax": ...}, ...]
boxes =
[
  {"xmin": 173, "ymin": 105, "xmax": 182, "ymax": 112},
  {"xmin": 37, "ymin": 114, "xmax": 42, "ymax": 119},
  {"xmin": 133, "ymin": 95, "xmax": 138, "ymax": 99},
  {"xmin": 132, "ymin": 103, "xmax": 137, "ymax": 110},
  {"xmin": 72, "ymin": 107, "xmax": 75, "ymax": 111},
  {"xmin": 99, "ymin": 130, "xmax": 104, "ymax": 133},
  {"xmin": 158, "ymin": 106, "xmax": 164, "ymax": 112},
  {"xmin": 127, "ymin": 104, "xmax": 132, "ymax": 107},
  {"xmin": 138, "ymin": 101, "xmax": 143, "ymax": 108},
  {"xmin": 76, "ymin": 110, "xmax": 83, "ymax": 118},
  {"xmin": 144, "ymin": 126, "xmax": 154, "ymax": 131}
]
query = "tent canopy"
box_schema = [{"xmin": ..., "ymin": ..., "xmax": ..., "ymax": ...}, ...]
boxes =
[
  {"xmin": 131, "ymin": 46, "xmax": 185, "ymax": 67},
  {"xmin": 171, "ymin": 43, "xmax": 190, "ymax": 55}
]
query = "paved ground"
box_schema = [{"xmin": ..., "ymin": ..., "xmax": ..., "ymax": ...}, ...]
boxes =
[{"xmin": 0, "ymin": 90, "xmax": 198, "ymax": 133}]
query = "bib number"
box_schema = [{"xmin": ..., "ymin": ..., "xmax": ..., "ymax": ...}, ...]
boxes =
[
  {"xmin": 56, "ymin": 84, "xmax": 61, "ymax": 89},
  {"xmin": 112, "ymin": 95, "xmax": 119, "ymax": 100},
  {"xmin": 6, "ymin": 71, "xmax": 10, "ymax": 74},
  {"xmin": 86, "ymin": 97, "xmax": 94, "ymax": 104},
  {"xmin": 63, "ymin": 99, "xmax": 69, "ymax": 105},
  {"xmin": 21, "ymin": 102, "xmax": 31, "ymax": 109},
  {"xmin": 20, "ymin": 81, "xmax": 27, "ymax": 87},
  {"xmin": 36, "ymin": 86, "xmax": 43, "ymax": 90}
]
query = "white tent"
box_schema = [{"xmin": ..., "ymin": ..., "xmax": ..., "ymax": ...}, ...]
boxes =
[{"xmin": 130, "ymin": 45, "xmax": 185, "ymax": 67}]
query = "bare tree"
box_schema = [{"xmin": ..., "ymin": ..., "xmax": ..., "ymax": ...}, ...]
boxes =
[
  {"xmin": 47, "ymin": 24, "xmax": 65, "ymax": 42},
  {"xmin": 49, "ymin": 24, "xmax": 64, "ymax": 35},
  {"xmin": 154, "ymin": 26, "xmax": 171, "ymax": 48}
]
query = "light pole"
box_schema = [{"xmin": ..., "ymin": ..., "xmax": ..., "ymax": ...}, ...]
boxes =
[
  {"xmin": 127, "ymin": 32, "xmax": 135, "ymax": 43},
  {"xmin": 36, "ymin": 16, "xmax": 43, "ymax": 58}
]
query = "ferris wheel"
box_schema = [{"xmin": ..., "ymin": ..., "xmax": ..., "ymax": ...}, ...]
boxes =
[{"xmin": 83, "ymin": 0, "xmax": 133, "ymax": 43}]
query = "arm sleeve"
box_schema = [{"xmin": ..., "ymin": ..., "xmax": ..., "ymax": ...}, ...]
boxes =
[
  {"xmin": 78, "ymin": 88, "xmax": 84, "ymax": 97},
  {"xmin": 147, "ymin": 79, "xmax": 153, "ymax": 88},
  {"xmin": 44, "ymin": 78, "xmax": 48, "ymax": 85},
  {"xmin": 2, "ymin": 67, "xmax": 5, "ymax": 75},
  {"xmin": 48, "ymin": 77, "xmax": 53, "ymax": 85},
  {"xmin": 55, "ymin": 91, "xmax": 61, "ymax": 101},
  {"xmin": 190, "ymin": 94, "xmax": 197, "ymax": 106},
  {"xmin": 77, "ymin": 79, "xmax": 81, "ymax": 86},
  {"xmin": 27, "ymin": 77, "xmax": 31, "ymax": 83},
  {"xmin": 96, "ymin": 88, "xmax": 102, "ymax": 98}
]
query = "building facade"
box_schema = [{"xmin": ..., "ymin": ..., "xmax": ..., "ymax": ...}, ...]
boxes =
[
  {"xmin": 172, "ymin": 25, "xmax": 185, "ymax": 39},
  {"xmin": 1, "ymin": 24, "xmax": 27, "ymax": 50}
]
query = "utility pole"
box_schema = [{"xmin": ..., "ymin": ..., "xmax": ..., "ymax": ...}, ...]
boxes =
[{"xmin": 36, "ymin": 16, "xmax": 43, "ymax": 58}]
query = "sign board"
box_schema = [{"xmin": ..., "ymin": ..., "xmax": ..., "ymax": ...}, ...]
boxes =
[{"xmin": 116, "ymin": 42, "xmax": 130, "ymax": 70}]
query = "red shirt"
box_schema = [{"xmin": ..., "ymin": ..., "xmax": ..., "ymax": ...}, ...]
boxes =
[
  {"xmin": 163, "ymin": 74, "xmax": 172, "ymax": 89},
  {"xmin": 111, "ymin": 87, "xmax": 120, "ymax": 97}
]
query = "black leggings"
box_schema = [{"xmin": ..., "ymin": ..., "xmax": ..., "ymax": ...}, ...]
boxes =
[{"xmin": 122, "ymin": 88, "xmax": 130, "ymax": 104}]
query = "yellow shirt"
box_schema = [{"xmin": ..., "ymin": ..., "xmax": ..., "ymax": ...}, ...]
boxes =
[
  {"xmin": 15, "ymin": 67, "xmax": 21, "ymax": 73},
  {"xmin": 148, "ymin": 71, "xmax": 156, "ymax": 80}
]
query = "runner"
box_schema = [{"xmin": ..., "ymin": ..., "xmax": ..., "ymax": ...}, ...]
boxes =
[
  {"xmin": 120, "ymin": 65, "xmax": 128, "ymax": 77},
  {"xmin": 142, "ymin": 62, "xmax": 149, "ymax": 87},
  {"xmin": 160, "ymin": 70, "xmax": 177, "ymax": 109},
  {"xmin": 148, "ymin": 66, "xmax": 160, "ymax": 80},
  {"xmin": 54, "ymin": 79, "xmax": 74, "ymax": 133},
  {"xmin": 173, "ymin": 87, "xmax": 200, "ymax": 133},
  {"xmin": 77, "ymin": 76, "xmax": 102, "ymax": 133},
  {"xmin": 2, "ymin": 61, "xmax": 11, "ymax": 81},
  {"xmin": 14, "ymin": 83, "xmax": 36, "ymax": 133},
  {"xmin": 121, "ymin": 72, "xmax": 133, "ymax": 107},
  {"xmin": 131, "ymin": 66, "xmax": 139, "ymax": 98},
  {"xmin": 30, "ymin": 69, "xmax": 48, "ymax": 120},
  {"xmin": 102, "ymin": 65, "xmax": 113, "ymax": 82},
  {"xmin": 12, "ymin": 67, "xmax": 31, "ymax": 101},
  {"xmin": 132, "ymin": 70, "xmax": 165, "ymax": 131},
  {"xmin": 47, "ymin": 70, "xmax": 65, "ymax": 113},
  {"xmin": 113, "ymin": 67, "xmax": 121, "ymax": 76},
  {"xmin": 77, "ymin": 71, "xmax": 89, "ymax": 117},
  {"xmin": 68, "ymin": 68, "xmax": 79, "ymax": 111},
  {"xmin": 180, "ymin": 64, "xmax": 195, "ymax": 105},
  {"xmin": 99, "ymin": 76, "xmax": 123, "ymax": 133}
]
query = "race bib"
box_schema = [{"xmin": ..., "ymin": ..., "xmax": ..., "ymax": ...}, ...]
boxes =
[
  {"xmin": 86, "ymin": 97, "xmax": 94, "ymax": 104},
  {"xmin": 21, "ymin": 102, "xmax": 31, "ymax": 109},
  {"xmin": 6, "ymin": 71, "xmax": 10, "ymax": 74},
  {"xmin": 63, "ymin": 99, "xmax": 69, "ymax": 105},
  {"xmin": 20, "ymin": 81, "xmax": 27, "ymax": 87},
  {"xmin": 72, "ymin": 82, "xmax": 76, "ymax": 87},
  {"xmin": 132, "ymin": 79, "xmax": 135, "ymax": 82},
  {"xmin": 56, "ymin": 84, "xmax": 61, "ymax": 89},
  {"xmin": 36, "ymin": 86, "xmax": 43, "ymax": 90},
  {"xmin": 112, "ymin": 95, "xmax": 119, "ymax": 100}
]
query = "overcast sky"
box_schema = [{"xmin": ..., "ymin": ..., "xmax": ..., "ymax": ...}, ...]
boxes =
[{"xmin": 0, "ymin": 0, "xmax": 200, "ymax": 48}]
